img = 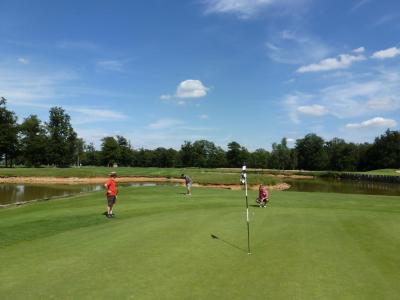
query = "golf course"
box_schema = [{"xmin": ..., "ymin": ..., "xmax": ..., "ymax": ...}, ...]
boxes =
[{"xmin": 1, "ymin": 183, "xmax": 400, "ymax": 299}]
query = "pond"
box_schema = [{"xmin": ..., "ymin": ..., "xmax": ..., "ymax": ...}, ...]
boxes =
[
  {"xmin": 285, "ymin": 178, "xmax": 400, "ymax": 196},
  {"xmin": 1, "ymin": 178, "xmax": 399, "ymax": 206},
  {"xmin": 0, "ymin": 182, "xmax": 159, "ymax": 206}
]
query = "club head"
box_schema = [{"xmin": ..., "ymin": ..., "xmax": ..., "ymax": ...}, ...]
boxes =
[{"xmin": 211, "ymin": 234, "xmax": 218, "ymax": 239}]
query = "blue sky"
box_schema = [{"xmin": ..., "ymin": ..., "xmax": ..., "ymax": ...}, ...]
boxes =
[{"xmin": 1, "ymin": 0, "xmax": 399, "ymax": 150}]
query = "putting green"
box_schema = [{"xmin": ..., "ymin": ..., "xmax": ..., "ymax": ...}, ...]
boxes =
[{"xmin": 1, "ymin": 186, "xmax": 400, "ymax": 299}]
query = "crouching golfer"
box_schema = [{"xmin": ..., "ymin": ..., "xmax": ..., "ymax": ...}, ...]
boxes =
[
  {"xmin": 256, "ymin": 184, "xmax": 269, "ymax": 208},
  {"xmin": 104, "ymin": 171, "xmax": 117, "ymax": 218},
  {"xmin": 181, "ymin": 174, "xmax": 192, "ymax": 195}
]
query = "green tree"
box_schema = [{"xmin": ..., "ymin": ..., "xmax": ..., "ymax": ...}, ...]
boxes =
[
  {"xmin": 19, "ymin": 115, "xmax": 48, "ymax": 167},
  {"xmin": 226, "ymin": 141, "xmax": 249, "ymax": 167},
  {"xmin": 151, "ymin": 147, "xmax": 179, "ymax": 167},
  {"xmin": 248, "ymin": 148, "xmax": 269, "ymax": 168},
  {"xmin": 190, "ymin": 140, "xmax": 225, "ymax": 168},
  {"xmin": 295, "ymin": 134, "xmax": 328, "ymax": 170},
  {"xmin": 75, "ymin": 138, "xmax": 85, "ymax": 167},
  {"xmin": 0, "ymin": 97, "xmax": 19, "ymax": 167},
  {"xmin": 356, "ymin": 143, "xmax": 372, "ymax": 171},
  {"xmin": 325, "ymin": 138, "xmax": 359, "ymax": 171},
  {"xmin": 208, "ymin": 146, "xmax": 227, "ymax": 168},
  {"xmin": 82, "ymin": 143, "xmax": 100, "ymax": 166},
  {"xmin": 116, "ymin": 135, "xmax": 133, "ymax": 166},
  {"xmin": 179, "ymin": 141, "xmax": 194, "ymax": 167},
  {"xmin": 269, "ymin": 138, "xmax": 291, "ymax": 170},
  {"xmin": 288, "ymin": 148, "xmax": 298, "ymax": 170},
  {"xmin": 367, "ymin": 130, "xmax": 400, "ymax": 169},
  {"xmin": 46, "ymin": 107, "xmax": 78, "ymax": 167},
  {"xmin": 101, "ymin": 136, "xmax": 121, "ymax": 167}
]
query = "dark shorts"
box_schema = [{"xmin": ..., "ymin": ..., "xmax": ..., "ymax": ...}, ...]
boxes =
[{"xmin": 107, "ymin": 195, "xmax": 116, "ymax": 206}]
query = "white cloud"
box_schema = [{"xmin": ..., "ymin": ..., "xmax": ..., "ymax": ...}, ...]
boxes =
[
  {"xmin": 346, "ymin": 117, "xmax": 397, "ymax": 129},
  {"xmin": 266, "ymin": 31, "xmax": 331, "ymax": 65},
  {"xmin": 70, "ymin": 107, "xmax": 127, "ymax": 122},
  {"xmin": 199, "ymin": 114, "xmax": 209, "ymax": 119},
  {"xmin": 353, "ymin": 47, "xmax": 365, "ymax": 53},
  {"xmin": 161, "ymin": 80, "xmax": 209, "ymax": 103},
  {"xmin": 18, "ymin": 57, "xmax": 29, "ymax": 64},
  {"xmin": 284, "ymin": 68, "xmax": 400, "ymax": 124},
  {"xmin": 366, "ymin": 96, "xmax": 398, "ymax": 110},
  {"xmin": 320, "ymin": 72, "xmax": 400, "ymax": 118},
  {"xmin": 148, "ymin": 118, "xmax": 184, "ymax": 130},
  {"xmin": 374, "ymin": 14, "xmax": 399, "ymax": 27},
  {"xmin": 297, "ymin": 53, "xmax": 365, "ymax": 73},
  {"xmin": 371, "ymin": 47, "xmax": 400, "ymax": 59},
  {"xmin": 96, "ymin": 60, "xmax": 124, "ymax": 71},
  {"xmin": 351, "ymin": 0, "xmax": 372, "ymax": 11},
  {"xmin": 0, "ymin": 67, "xmax": 76, "ymax": 103},
  {"xmin": 160, "ymin": 94, "xmax": 172, "ymax": 100},
  {"xmin": 57, "ymin": 40, "xmax": 99, "ymax": 52},
  {"xmin": 204, "ymin": 0, "xmax": 275, "ymax": 17},
  {"xmin": 284, "ymin": 92, "xmax": 314, "ymax": 123},
  {"xmin": 0, "ymin": 65, "xmax": 131, "ymax": 106},
  {"xmin": 297, "ymin": 104, "xmax": 328, "ymax": 116},
  {"xmin": 203, "ymin": 0, "xmax": 310, "ymax": 18},
  {"xmin": 176, "ymin": 80, "xmax": 209, "ymax": 98}
]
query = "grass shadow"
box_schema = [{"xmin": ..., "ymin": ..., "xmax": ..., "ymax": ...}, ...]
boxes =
[{"xmin": 210, "ymin": 234, "xmax": 247, "ymax": 253}]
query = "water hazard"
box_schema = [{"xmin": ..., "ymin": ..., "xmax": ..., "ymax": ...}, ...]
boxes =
[
  {"xmin": 0, "ymin": 182, "xmax": 159, "ymax": 206},
  {"xmin": 285, "ymin": 178, "xmax": 400, "ymax": 196},
  {"xmin": 1, "ymin": 179, "xmax": 399, "ymax": 206}
]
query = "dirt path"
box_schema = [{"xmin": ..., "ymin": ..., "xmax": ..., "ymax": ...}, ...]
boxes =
[{"xmin": 0, "ymin": 176, "xmax": 290, "ymax": 190}]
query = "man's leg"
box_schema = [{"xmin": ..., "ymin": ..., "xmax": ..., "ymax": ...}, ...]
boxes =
[
  {"xmin": 106, "ymin": 196, "xmax": 114, "ymax": 217},
  {"xmin": 109, "ymin": 197, "xmax": 116, "ymax": 216}
]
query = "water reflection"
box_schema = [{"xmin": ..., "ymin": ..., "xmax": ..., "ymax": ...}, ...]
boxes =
[
  {"xmin": 0, "ymin": 184, "xmax": 103, "ymax": 205},
  {"xmin": 1, "ymin": 179, "xmax": 399, "ymax": 206},
  {"xmin": 285, "ymin": 178, "xmax": 400, "ymax": 196},
  {"xmin": 0, "ymin": 182, "xmax": 178, "ymax": 205}
]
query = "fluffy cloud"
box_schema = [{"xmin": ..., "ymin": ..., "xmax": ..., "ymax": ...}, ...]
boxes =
[
  {"xmin": 371, "ymin": 47, "xmax": 400, "ymax": 59},
  {"xmin": 161, "ymin": 79, "xmax": 209, "ymax": 102},
  {"xmin": 176, "ymin": 80, "xmax": 209, "ymax": 98},
  {"xmin": 346, "ymin": 117, "xmax": 397, "ymax": 129},
  {"xmin": 297, "ymin": 53, "xmax": 365, "ymax": 73},
  {"xmin": 353, "ymin": 47, "xmax": 365, "ymax": 53}
]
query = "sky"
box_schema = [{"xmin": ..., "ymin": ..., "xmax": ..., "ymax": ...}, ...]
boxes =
[{"xmin": 1, "ymin": 0, "xmax": 400, "ymax": 150}]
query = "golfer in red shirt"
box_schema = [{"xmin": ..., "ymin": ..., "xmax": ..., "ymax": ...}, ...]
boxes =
[{"xmin": 104, "ymin": 171, "xmax": 117, "ymax": 218}]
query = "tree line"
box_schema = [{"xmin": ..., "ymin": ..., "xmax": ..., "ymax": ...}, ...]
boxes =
[{"xmin": 1, "ymin": 98, "xmax": 399, "ymax": 170}]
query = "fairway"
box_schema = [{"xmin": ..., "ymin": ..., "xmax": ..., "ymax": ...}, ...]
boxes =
[{"xmin": 1, "ymin": 186, "xmax": 400, "ymax": 299}]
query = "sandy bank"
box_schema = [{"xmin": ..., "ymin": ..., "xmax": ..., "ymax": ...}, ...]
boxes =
[
  {"xmin": 0, "ymin": 176, "xmax": 290, "ymax": 190},
  {"xmin": 0, "ymin": 176, "xmax": 182, "ymax": 184}
]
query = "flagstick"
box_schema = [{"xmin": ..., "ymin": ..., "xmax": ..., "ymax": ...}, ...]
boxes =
[
  {"xmin": 241, "ymin": 165, "xmax": 251, "ymax": 255},
  {"xmin": 245, "ymin": 175, "xmax": 251, "ymax": 255}
]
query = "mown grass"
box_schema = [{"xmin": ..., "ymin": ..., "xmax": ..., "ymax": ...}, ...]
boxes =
[
  {"xmin": 364, "ymin": 169, "xmax": 400, "ymax": 176},
  {"xmin": 1, "ymin": 186, "xmax": 400, "ymax": 299},
  {"xmin": 0, "ymin": 167, "xmax": 279, "ymax": 185}
]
